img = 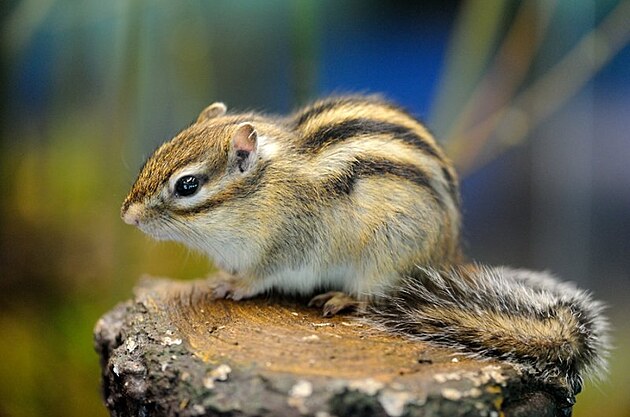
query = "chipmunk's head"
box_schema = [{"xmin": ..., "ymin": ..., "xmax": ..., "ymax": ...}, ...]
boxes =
[{"xmin": 121, "ymin": 102, "xmax": 263, "ymax": 250}]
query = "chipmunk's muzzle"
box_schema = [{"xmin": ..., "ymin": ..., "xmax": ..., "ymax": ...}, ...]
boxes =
[{"xmin": 121, "ymin": 203, "xmax": 142, "ymax": 226}]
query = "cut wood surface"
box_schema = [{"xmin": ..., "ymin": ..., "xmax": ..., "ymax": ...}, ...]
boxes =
[{"xmin": 94, "ymin": 275, "xmax": 560, "ymax": 417}]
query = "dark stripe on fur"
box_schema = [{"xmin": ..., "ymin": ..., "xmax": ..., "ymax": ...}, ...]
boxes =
[
  {"xmin": 322, "ymin": 157, "xmax": 443, "ymax": 206},
  {"xmin": 301, "ymin": 118, "xmax": 443, "ymax": 162},
  {"xmin": 294, "ymin": 100, "xmax": 342, "ymax": 128},
  {"xmin": 293, "ymin": 96, "xmax": 387, "ymax": 127},
  {"xmin": 441, "ymin": 167, "xmax": 460, "ymax": 208}
]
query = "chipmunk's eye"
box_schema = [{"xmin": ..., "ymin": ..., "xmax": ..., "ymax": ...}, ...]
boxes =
[{"xmin": 175, "ymin": 175, "xmax": 200, "ymax": 197}]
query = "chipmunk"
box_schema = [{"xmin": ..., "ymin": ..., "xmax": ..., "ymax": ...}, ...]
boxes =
[{"xmin": 121, "ymin": 95, "xmax": 608, "ymax": 412}]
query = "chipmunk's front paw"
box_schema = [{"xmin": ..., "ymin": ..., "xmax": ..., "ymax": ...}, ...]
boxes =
[
  {"xmin": 208, "ymin": 275, "xmax": 257, "ymax": 301},
  {"xmin": 308, "ymin": 291, "xmax": 364, "ymax": 317}
]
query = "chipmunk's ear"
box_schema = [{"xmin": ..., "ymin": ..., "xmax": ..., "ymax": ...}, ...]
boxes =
[
  {"xmin": 196, "ymin": 102, "xmax": 227, "ymax": 123},
  {"xmin": 229, "ymin": 122, "xmax": 258, "ymax": 173}
]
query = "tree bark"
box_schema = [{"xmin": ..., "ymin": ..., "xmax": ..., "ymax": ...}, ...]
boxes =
[{"xmin": 94, "ymin": 275, "xmax": 560, "ymax": 417}]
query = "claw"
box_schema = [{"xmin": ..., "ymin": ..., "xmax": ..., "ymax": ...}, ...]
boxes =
[
  {"xmin": 308, "ymin": 291, "xmax": 338, "ymax": 308},
  {"xmin": 208, "ymin": 276, "xmax": 256, "ymax": 300},
  {"xmin": 308, "ymin": 291, "xmax": 363, "ymax": 317},
  {"xmin": 211, "ymin": 284, "xmax": 230, "ymax": 299}
]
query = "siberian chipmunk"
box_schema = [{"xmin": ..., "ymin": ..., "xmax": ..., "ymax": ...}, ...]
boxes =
[{"xmin": 121, "ymin": 95, "xmax": 608, "ymax": 410}]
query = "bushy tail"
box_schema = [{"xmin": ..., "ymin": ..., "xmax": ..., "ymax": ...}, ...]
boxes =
[{"xmin": 367, "ymin": 265, "xmax": 609, "ymax": 396}]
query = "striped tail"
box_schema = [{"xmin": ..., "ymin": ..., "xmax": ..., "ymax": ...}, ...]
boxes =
[{"xmin": 367, "ymin": 265, "xmax": 609, "ymax": 399}]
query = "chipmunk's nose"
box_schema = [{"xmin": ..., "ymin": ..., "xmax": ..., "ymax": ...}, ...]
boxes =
[{"xmin": 121, "ymin": 203, "xmax": 142, "ymax": 226}]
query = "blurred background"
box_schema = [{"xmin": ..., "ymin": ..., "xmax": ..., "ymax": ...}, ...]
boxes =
[{"xmin": 1, "ymin": 0, "xmax": 628, "ymax": 416}]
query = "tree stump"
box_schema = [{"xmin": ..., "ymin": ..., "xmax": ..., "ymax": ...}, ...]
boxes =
[{"xmin": 94, "ymin": 275, "xmax": 561, "ymax": 417}]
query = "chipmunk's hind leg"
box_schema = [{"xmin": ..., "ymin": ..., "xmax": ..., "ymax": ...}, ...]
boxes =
[{"xmin": 308, "ymin": 291, "xmax": 365, "ymax": 317}]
